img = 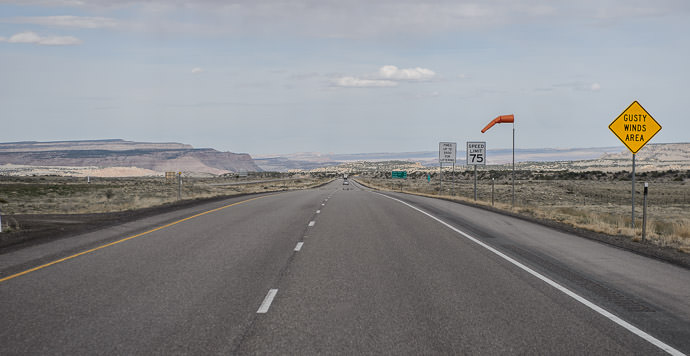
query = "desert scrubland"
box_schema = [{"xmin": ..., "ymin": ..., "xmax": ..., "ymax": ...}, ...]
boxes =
[
  {"xmin": 0, "ymin": 173, "xmax": 331, "ymax": 216},
  {"xmin": 357, "ymin": 169, "xmax": 690, "ymax": 253}
]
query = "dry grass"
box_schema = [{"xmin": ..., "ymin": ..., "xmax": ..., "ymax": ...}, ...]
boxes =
[
  {"xmin": 357, "ymin": 174, "xmax": 690, "ymax": 253},
  {"xmin": 0, "ymin": 174, "xmax": 331, "ymax": 215}
]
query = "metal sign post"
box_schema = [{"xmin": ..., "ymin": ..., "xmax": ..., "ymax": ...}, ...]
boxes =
[
  {"xmin": 439, "ymin": 142, "xmax": 457, "ymax": 196},
  {"xmin": 392, "ymin": 171, "xmax": 407, "ymax": 192},
  {"xmin": 609, "ymin": 101, "xmax": 661, "ymax": 230},
  {"xmin": 467, "ymin": 141, "xmax": 486, "ymax": 202},
  {"xmin": 474, "ymin": 166, "xmax": 478, "ymax": 201},
  {"xmin": 632, "ymin": 154, "xmax": 636, "ymax": 229},
  {"xmin": 452, "ymin": 163, "xmax": 455, "ymax": 196},
  {"xmin": 642, "ymin": 182, "xmax": 648, "ymax": 242}
]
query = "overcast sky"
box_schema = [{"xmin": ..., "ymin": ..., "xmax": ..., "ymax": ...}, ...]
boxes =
[{"xmin": 1, "ymin": 1, "xmax": 688, "ymax": 155}]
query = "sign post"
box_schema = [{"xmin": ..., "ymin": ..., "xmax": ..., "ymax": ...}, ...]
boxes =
[
  {"xmin": 642, "ymin": 182, "xmax": 648, "ymax": 242},
  {"xmin": 392, "ymin": 170, "xmax": 407, "ymax": 191},
  {"xmin": 467, "ymin": 141, "xmax": 486, "ymax": 201},
  {"xmin": 481, "ymin": 115, "xmax": 515, "ymax": 207},
  {"xmin": 391, "ymin": 171, "xmax": 407, "ymax": 179},
  {"xmin": 439, "ymin": 142, "xmax": 457, "ymax": 196},
  {"xmin": 609, "ymin": 101, "xmax": 661, "ymax": 229}
]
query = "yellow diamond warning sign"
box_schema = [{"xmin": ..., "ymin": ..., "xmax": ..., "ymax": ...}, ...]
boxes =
[{"xmin": 609, "ymin": 101, "xmax": 661, "ymax": 154}]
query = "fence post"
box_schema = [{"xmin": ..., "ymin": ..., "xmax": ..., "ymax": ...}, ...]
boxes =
[
  {"xmin": 178, "ymin": 172, "xmax": 182, "ymax": 200},
  {"xmin": 642, "ymin": 182, "xmax": 648, "ymax": 242}
]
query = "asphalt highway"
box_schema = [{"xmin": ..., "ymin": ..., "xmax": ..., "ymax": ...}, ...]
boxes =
[{"xmin": 0, "ymin": 179, "xmax": 688, "ymax": 355}]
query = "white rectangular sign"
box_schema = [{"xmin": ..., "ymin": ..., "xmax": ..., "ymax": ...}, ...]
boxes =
[
  {"xmin": 466, "ymin": 141, "xmax": 486, "ymax": 165},
  {"xmin": 439, "ymin": 142, "xmax": 457, "ymax": 164}
]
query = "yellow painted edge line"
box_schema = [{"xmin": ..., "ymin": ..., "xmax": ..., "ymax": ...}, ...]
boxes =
[{"xmin": 0, "ymin": 194, "xmax": 272, "ymax": 284}]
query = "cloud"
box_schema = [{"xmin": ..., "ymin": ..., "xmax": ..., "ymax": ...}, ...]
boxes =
[
  {"xmin": 4, "ymin": 16, "xmax": 119, "ymax": 29},
  {"xmin": 378, "ymin": 65, "xmax": 435, "ymax": 81},
  {"xmin": 590, "ymin": 82, "xmax": 601, "ymax": 91},
  {"xmin": 333, "ymin": 65, "xmax": 436, "ymax": 88},
  {"xmin": 0, "ymin": 31, "xmax": 82, "ymax": 45},
  {"xmin": 191, "ymin": 67, "xmax": 203, "ymax": 74},
  {"xmin": 3, "ymin": 1, "xmax": 687, "ymax": 39},
  {"xmin": 332, "ymin": 76, "xmax": 397, "ymax": 88}
]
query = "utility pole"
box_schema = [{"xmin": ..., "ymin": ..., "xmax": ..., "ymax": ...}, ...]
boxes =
[
  {"xmin": 481, "ymin": 114, "xmax": 515, "ymax": 208},
  {"xmin": 511, "ymin": 123, "xmax": 515, "ymax": 208}
]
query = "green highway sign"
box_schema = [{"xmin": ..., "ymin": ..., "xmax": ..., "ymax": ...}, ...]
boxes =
[{"xmin": 392, "ymin": 171, "xmax": 407, "ymax": 179}]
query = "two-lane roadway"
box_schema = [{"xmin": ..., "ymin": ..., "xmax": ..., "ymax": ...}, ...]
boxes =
[{"xmin": 0, "ymin": 179, "xmax": 688, "ymax": 354}]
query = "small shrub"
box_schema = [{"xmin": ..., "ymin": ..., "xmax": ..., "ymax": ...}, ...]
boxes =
[{"xmin": 674, "ymin": 221, "xmax": 690, "ymax": 239}]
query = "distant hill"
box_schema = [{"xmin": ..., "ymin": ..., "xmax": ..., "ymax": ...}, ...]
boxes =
[
  {"xmin": 0, "ymin": 139, "xmax": 260, "ymax": 175},
  {"xmin": 255, "ymin": 146, "xmax": 624, "ymax": 171},
  {"xmin": 256, "ymin": 143, "xmax": 690, "ymax": 172}
]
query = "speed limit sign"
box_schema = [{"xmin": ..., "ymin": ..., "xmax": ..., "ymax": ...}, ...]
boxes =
[{"xmin": 467, "ymin": 142, "xmax": 486, "ymax": 165}]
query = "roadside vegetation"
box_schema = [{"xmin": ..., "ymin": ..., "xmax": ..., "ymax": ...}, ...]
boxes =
[
  {"xmin": 0, "ymin": 172, "xmax": 332, "ymax": 217},
  {"xmin": 356, "ymin": 169, "xmax": 690, "ymax": 253}
]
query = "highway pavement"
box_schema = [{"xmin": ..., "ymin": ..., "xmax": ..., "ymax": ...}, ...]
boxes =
[{"xmin": 0, "ymin": 179, "xmax": 688, "ymax": 355}]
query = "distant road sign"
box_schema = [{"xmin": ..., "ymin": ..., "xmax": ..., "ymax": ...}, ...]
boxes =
[
  {"xmin": 439, "ymin": 142, "xmax": 457, "ymax": 164},
  {"xmin": 467, "ymin": 141, "xmax": 486, "ymax": 165},
  {"xmin": 392, "ymin": 171, "xmax": 407, "ymax": 179},
  {"xmin": 609, "ymin": 101, "xmax": 661, "ymax": 154}
]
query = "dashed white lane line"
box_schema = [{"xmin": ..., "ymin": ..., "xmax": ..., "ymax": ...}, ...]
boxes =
[
  {"xmin": 375, "ymin": 192, "xmax": 684, "ymax": 356},
  {"xmin": 316, "ymin": 210, "xmax": 321, "ymax": 214},
  {"xmin": 294, "ymin": 242, "xmax": 304, "ymax": 251},
  {"xmin": 308, "ymin": 221, "xmax": 315, "ymax": 227},
  {"xmin": 257, "ymin": 289, "xmax": 278, "ymax": 314}
]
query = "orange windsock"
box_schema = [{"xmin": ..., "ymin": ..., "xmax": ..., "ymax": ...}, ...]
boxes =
[{"xmin": 481, "ymin": 114, "xmax": 514, "ymax": 133}]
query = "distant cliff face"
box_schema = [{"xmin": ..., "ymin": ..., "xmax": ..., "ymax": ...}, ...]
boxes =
[{"xmin": 0, "ymin": 140, "xmax": 260, "ymax": 174}]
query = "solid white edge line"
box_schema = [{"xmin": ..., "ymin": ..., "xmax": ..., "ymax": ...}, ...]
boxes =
[
  {"xmin": 294, "ymin": 242, "xmax": 304, "ymax": 251},
  {"xmin": 374, "ymin": 192, "xmax": 684, "ymax": 356},
  {"xmin": 308, "ymin": 221, "xmax": 315, "ymax": 227},
  {"xmin": 257, "ymin": 289, "xmax": 278, "ymax": 314}
]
